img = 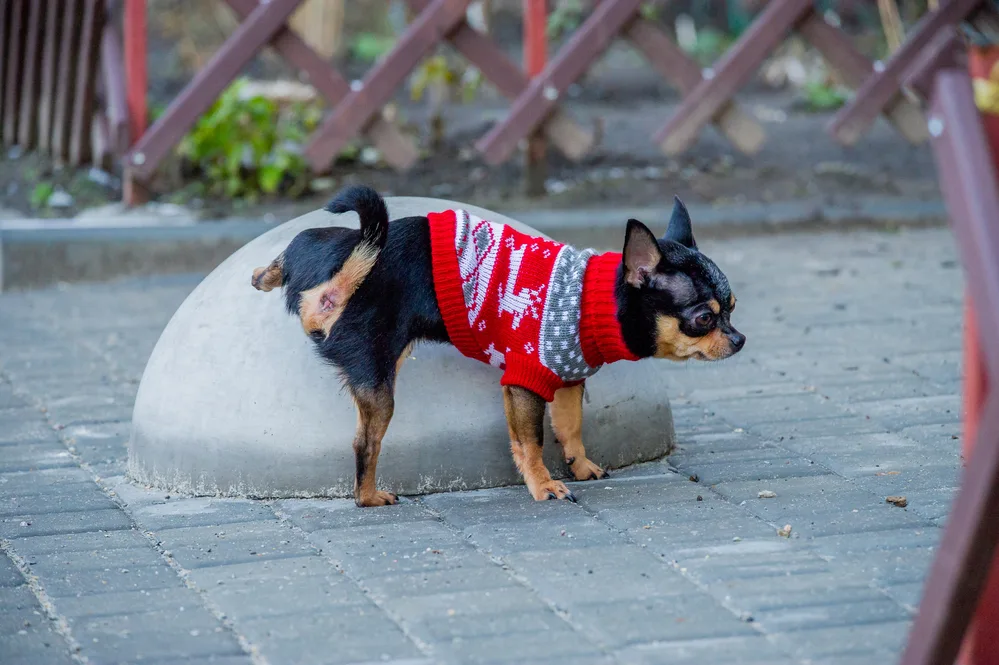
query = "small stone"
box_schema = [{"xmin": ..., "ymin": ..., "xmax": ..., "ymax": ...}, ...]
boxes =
[
  {"xmin": 688, "ymin": 474, "xmax": 699, "ymax": 483},
  {"xmin": 47, "ymin": 189, "xmax": 75, "ymax": 208},
  {"xmin": 733, "ymin": 536, "xmax": 741, "ymax": 542},
  {"xmin": 886, "ymin": 496, "xmax": 908, "ymax": 508},
  {"xmin": 758, "ymin": 490, "xmax": 777, "ymax": 499},
  {"xmin": 696, "ymin": 495, "xmax": 703, "ymax": 501},
  {"xmin": 310, "ymin": 177, "xmax": 336, "ymax": 192},
  {"xmin": 359, "ymin": 147, "xmax": 381, "ymax": 166},
  {"xmin": 19, "ymin": 521, "xmax": 29, "ymax": 527},
  {"xmin": 777, "ymin": 524, "xmax": 792, "ymax": 538}
]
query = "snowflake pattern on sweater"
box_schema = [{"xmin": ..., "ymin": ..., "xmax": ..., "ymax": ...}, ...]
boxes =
[{"xmin": 429, "ymin": 208, "xmax": 625, "ymax": 401}]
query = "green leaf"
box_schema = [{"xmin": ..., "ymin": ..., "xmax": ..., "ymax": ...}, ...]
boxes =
[
  {"xmin": 30, "ymin": 182, "xmax": 54, "ymax": 209},
  {"xmin": 259, "ymin": 164, "xmax": 283, "ymax": 194}
]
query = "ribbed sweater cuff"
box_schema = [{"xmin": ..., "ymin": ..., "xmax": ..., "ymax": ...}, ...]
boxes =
[
  {"xmin": 501, "ymin": 353, "xmax": 563, "ymax": 402},
  {"xmin": 428, "ymin": 210, "xmax": 480, "ymax": 359},
  {"xmin": 579, "ymin": 252, "xmax": 640, "ymax": 367}
]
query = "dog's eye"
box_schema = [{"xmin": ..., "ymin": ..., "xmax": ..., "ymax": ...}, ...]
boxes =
[{"xmin": 695, "ymin": 312, "xmax": 714, "ymax": 328}]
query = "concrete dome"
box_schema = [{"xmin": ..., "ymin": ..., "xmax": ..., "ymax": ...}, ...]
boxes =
[{"xmin": 128, "ymin": 198, "xmax": 675, "ymax": 498}]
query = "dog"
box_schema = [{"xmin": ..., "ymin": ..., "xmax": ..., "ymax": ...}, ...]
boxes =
[{"xmin": 252, "ymin": 186, "xmax": 744, "ymax": 507}]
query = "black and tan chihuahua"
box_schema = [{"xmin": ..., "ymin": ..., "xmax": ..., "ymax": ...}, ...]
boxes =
[{"xmin": 253, "ymin": 186, "xmax": 744, "ymax": 507}]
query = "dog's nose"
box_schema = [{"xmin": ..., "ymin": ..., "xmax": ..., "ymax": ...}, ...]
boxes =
[{"xmin": 729, "ymin": 332, "xmax": 746, "ymax": 351}]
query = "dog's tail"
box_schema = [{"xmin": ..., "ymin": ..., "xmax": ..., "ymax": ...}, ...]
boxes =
[
  {"xmin": 324, "ymin": 185, "xmax": 389, "ymax": 253},
  {"xmin": 251, "ymin": 186, "xmax": 389, "ymax": 294}
]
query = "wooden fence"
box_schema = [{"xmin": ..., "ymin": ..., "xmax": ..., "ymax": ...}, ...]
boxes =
[{"xmin": 0, "ymin": 0, "xmax": 128, "ymax": 169}]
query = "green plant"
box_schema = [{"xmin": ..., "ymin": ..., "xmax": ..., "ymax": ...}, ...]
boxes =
[
  {"xmin": 801, "ymin": 80, "xmax": 849, "ymax": 111},
  {"xmin": 546, "ymin": 0, "xmax": 585, "ymax": 39},
  {"xmin": 410, "ymin": 54, "xmax": 483, "ymax": 148},
  {"xmin": 351, "ymin": 32, "xmax": 396, "ymax": 63},
  {"xmin": 177, "ymin": 79, "xmax": 319, "ymax": 200},
  {"xmin": 30, "ymin": 182, "xmax": 53, "ymax": 209},
  {"xmin": 682, "ymin": 27, "xmax": 734, "ymax": 65}
]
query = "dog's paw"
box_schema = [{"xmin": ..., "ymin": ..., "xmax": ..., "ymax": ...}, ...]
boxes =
[
  {"xmin": 567, "ymin": 456, "xmax": 609, "ymax": 482},
  {"xmin": 531, "ymin": 480, "xmax": 576, "ymax": 502},
  {"xmin": 355, "ymin": 490, "xmax": 399, "ymax": 507}
]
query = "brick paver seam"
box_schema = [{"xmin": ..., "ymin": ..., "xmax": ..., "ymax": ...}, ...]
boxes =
[
  {"xmin": 664, "ymin": 388, "xmax": 942, "ymax": 609},
  {"xmin": 0, "ymin": 371, "xmax": 270, "ymax": 665},
  {"xmin": 391, "ymin": 499, "xmax": 626, "ymax": 664},
  {"xmin": 0, "ymin": 541, "xmax": 88, "ymax": 665},
  {"xmin": 268, "ymin": 501, "xmax": 476, "ymax": 664}
]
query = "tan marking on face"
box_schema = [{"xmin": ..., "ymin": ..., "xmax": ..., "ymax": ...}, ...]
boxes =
[
  {"xmin": 729, "ymin": 294, "xmax": 736, "ymax": 310},
  {"xmin": 298, "ymin": 242, "xmax": 380, "ymax": 339},
  {"xmin": 654, "ymin": 315, "xmax": 734, "ymax": 361},
  {"xmin": 251, "ymin": 254, "xmax": 284, "ymax": 292},
  {"xmin": 709, "ymin": 299, "xmax": 721, "ymax": 314}
]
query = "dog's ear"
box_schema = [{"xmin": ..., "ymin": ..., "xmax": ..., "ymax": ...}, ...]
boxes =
[
  {"xmin": 663, "ymin": 196, "xmax": 696, "ymax": 249},
  {"xmin": 251, "ymin": 254, "xmax": 284, "ymax": 292},
  {"xmin": 623, "ymin": 219, "xmax": 664, "ymax": 287}
]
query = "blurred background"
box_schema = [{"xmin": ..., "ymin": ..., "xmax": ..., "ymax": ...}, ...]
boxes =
[{"xmin": 0, "ymin": 0, "xmax": 942, "ymax": 227}]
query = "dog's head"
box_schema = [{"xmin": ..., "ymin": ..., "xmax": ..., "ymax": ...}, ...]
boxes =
[{"xmin": 617, "ymin": 197, "xmax": 744, "ymax": 361}]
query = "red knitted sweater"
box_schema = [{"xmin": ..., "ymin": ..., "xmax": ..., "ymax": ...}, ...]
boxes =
[{"xmin": 428, "ymin": 209, "xmax": 638, "ymax": 402}]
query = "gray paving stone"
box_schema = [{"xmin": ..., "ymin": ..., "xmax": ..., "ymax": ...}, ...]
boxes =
[
  {"xmin": 707, "ymin": 394, "xmax": 846, "ymax": 427},
  {"xmin": 614, "ymin": 635, "xmax": 798, "ymax": 665},
  {"xmin": 185, "ymin": 559, "xmax": 370, "ymax": 621},
  {"xmin": 884, "ymin": 582, "xmax": 926, "ymax": 612},
  {"xmin": 0, "ymin": 441, "xmax": 76, "ymax": 472},
  {"xmin": 0, "ymin": 603, "xmax": 47, "ymax": 636},
  {"xmin": 503, "ymin": 546, "xmax": 702, "ymax": 605},
  {"xmin": 238, "ymin": 610, "xmax": 423, "ymax": 665},
  {"xmin": 11, "ymin": 528, "xmax": 149, "ymax": 555},
  {"xmin": 71, "ymin": 613, "xmax": 245, "ymax": 664},
  {"xmin": 129, "ymin": 497, "xmax": 278, "ymax": 531},
  {"xmin": 767, "ymin": 621, "xmax": 911, "ymax": 660},
  {"xmin": 749, "ymin": 417, "xmax": 888, "ymax": 442},
  {"xmin": 146, "ymin": 656, "xmax": 255, "ymax": 665},
  {"xmin": 460, "ymin": 515, "xmax": 624, "ymax": 554},
  {"xmin": 429, "ymin": 627, "xmax": 601, "ymax": 664},
  {"xmin": 55, "ymin": 586, "xmax": 214, "ymax": 619},
  {"xmin": 0, "ymin": 466, "xmax": 93, "ymax": 496},
  {"xmin": 408, "ymin": 608, "xmax": 568, "ymax": 643},
  {"xmin": 0, "ymin": 630, "xmax": 75, "ymax": 665},
  {"xmin": 751, "ymin": 597, "xmax": 910, "ymax": 633},
  {"xmin": 386, "ymin": 587, "xmax": 548, "ymax": 624},
  {"xmin": 278, "ymin": 498, "xmax": 436, "ymax": 531},
  {"xmin": 0, "ymin": 507, "xmax": 133, "ymax": 539},
  {"xmin": 676, "ymin": 456, "xmax": 829, "ymax": 486},
  {"xmin": 152, "ymin": 521, "xmax": 313, "ymax": 569},
  {"xmin": 38, "ymin": 564, "xmax": 181, "ymax": 599},
  {"xmin": 570, "ymin": 595, "xmax": 756, "ymax": 648},
  {"xmin": 0, "ymin": 553, "xmax": 23, "ymax": 587},
  {"xmin": 0, "ymin": 484, "xmax": 117, "ymax": 517},
  {"xmin": 25, "ymin": 544, "xmax": 165, "ymax": 573},
  {"xmin": 0, "ymin": 584, "xmax": 41, "ymax": 609}
]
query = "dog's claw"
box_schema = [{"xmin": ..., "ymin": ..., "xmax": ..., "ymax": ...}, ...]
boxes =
[
  {"xmin": 566, "ymin": 492, "xmax": 577, "ymax": 503},
  {"xmin": 547, "ymin": 492, "xmax": 558, "ymax": 500}
]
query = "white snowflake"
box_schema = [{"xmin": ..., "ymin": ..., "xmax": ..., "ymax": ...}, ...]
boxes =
[
  {"xmin": 504, "ymin": 236, "xmax": 516, "ymax": 249},
  {"xmin": 524, "ymin": 342, "xmax": 535, "ymax": 354},
  {"xmin": 543, "ymin": 249, "xmax": 551, "ymax": 258},
  {"xmin": 478, "ymin": 320, "xmax": 487, "ymax": 331},
  {"xmin": 531, "ymin": 243, "xmax": 539, "ymax": 252}
]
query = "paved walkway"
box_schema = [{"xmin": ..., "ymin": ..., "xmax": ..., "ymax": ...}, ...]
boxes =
[{"xmin": 0, "ymin": 227, "xmax": 963, "ymax": 665}]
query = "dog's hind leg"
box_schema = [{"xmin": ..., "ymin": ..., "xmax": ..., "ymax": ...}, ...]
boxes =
[
  {"xmin": 551, "ymin": 383, "xmax": 609, "ymax": 481},
  {"xmin": 350, "ymin": 384, "xmax": 398, "ymax": 507},
  {"xmin": 503, "ymin": 386, "xmax": 575, "ymax": 502}
]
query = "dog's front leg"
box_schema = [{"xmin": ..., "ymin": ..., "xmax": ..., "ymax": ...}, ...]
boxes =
[
  {"xmin": 350, "ymin": 385, "xmax": 398, "ymax": 507},
  {"xmin": 503, "ymin": 385, "xmax": 576, "ymax": 502},
  {"xmin": 551, "ymin": 383, "xmax": 609, "ymax": 481}
]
